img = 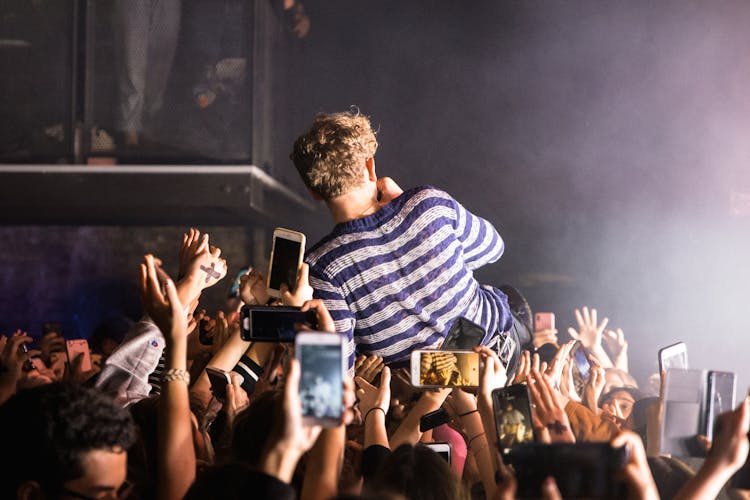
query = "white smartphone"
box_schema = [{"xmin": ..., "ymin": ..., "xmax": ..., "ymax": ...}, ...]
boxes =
[
  {"xmin": 295, "ymin": 331, "xmax": 345, "ymax": 427},
  {"xmin": 658, "ymin": 342, "xmax": 688, "ymax": 372},
  {"xmin": 425, "ymin": 442, "xmax": 452, "ymax": 464},
  {"xmin": 705, "ymin": 371, "xmax": 737, "ymax": 441},
  {"xmin": 410, "ymin": 349, "xmax": 481, "ymax": 388},
  {"xmin": 267, "ymin": 227, "xmax": 306, "ymax": 298}
]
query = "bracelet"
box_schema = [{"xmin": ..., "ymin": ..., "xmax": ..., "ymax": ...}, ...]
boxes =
[
  {"xmin": 363, "ymin": 407, "xmax": 386, "ymax": 423},
  {"xmin": 162, "ymin": 368, "xmax": 190, "ymax": 385},
  {"xmin": 459, "ymin": 409, "xmax": 478, "ymax": 418},
  {"xmin": 468, "ymin": 432, "xmax": 486, "ymax": 445}
]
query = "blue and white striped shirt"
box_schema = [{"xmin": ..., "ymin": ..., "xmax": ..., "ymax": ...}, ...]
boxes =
[{"xmin": 306, "ymin": 186, "xmax": 513, "ymax": 367}]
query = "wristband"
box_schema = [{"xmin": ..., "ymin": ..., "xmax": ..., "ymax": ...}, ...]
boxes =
[
  {"xmin": 459, "ymin": 409, "xmax": 478, "ymax": 418},
  {"xmin": 364, "ymin": 406, "xmax": 386, "ymax": 423},
  {"xmin": 162, "ymin": 368, "xmax": 190, "ymax": 385}
]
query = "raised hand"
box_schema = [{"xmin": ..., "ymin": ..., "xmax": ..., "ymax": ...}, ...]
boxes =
[
  {"xmin": 299, "ymin": 298, "xmax": 336, "ymax": 333},
  {"xmin": 527, "ymin": 369, "xmax": 576, "ymax": 444},
  {"xmin": 544, "ymin": 340, "xmax": 575, "ymax": 390},
  {"xmin": 532, "ymin": 328, "xmax": 559, "ymax": 349},
  {"xmin": 179, "ymin": 229, "xmax": 227, "ymax": 292},
  {"xmin": 567, "ymin": 306, "xmax": 613, "ymax": 368},
  {"xmin": 239, "ymin": 269, "xmax": 270, "ymax": 306},
  {"xmin": 611, "ymin": 431, "xmax": 659, "ymax": 500},
  {"xmin": 583, "ymin": 360, "xmax": 606, "ymax": 413},
  {"xmin": 355, "ymin": 365, "xmax": 391, "ymax": 417},
  {"xmin": 0, "ymin": 330, "xmax": 33, "ymax": 401},
  {"xmin": 603, "ymin": 328, "xmax": 628, "ymax": 372},
  {"xmin": 355, "ymin": 354, "xmax": 385, "ymax": 384},
  {"xmin": 225, "ymin": 372, "xmax": 251, "ymax": 428},
  {"xmin": 140, "ymin": 254, "xmax": 188, "ymax": 342}
]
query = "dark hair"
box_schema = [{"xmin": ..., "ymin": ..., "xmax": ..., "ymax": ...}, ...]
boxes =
[
  {"xmin": 0, "ymin": 382, "xmax": 136, "ymax": 496},
  {"xmin": 369, "ymin": 444, "xmax": 470, "ymax": 500},
  {"xmin": 230, "ymin": 389, "xmax": 281, "ymax": 466}
]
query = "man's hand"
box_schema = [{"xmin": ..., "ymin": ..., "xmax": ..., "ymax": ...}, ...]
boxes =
[
  {"xmin": 178, "ymin": 229, "xmax": 227, "ymax": 293},
  {"xmin": 567, "ymin": 306, "xmax": 613, "ymax": 367},
  {"xmin": 611, "ymin": 430, "xmax": 660, "ymax": 500},
  {"xmin": 355, "ymin": 354, "xmax": 384, "ymax": 384},
  {"xmin": 527, "ymin": 369, "xmax": 576, "ymax": 444},
  {"xmin": 475, "ymin": 345, "xmax": 508, "ymax": 401},
  {"xmin": 239, "ymin": 269, "xmax": 270, "ymax": 306},
  {"xmin": 281, "ymin": 263, "xmax": 314, "ymax": 307},
  {"xmin": 300, "ymin": 299, "xmax": 336, "ymax": 333}
]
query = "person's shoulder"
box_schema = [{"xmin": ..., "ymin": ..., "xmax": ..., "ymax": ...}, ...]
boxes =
[{"xmin": 405, "ymin": 185, "xmax": 456, "ymax": 203}]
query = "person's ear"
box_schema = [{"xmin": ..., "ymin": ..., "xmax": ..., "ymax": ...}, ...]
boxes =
[
  {"xmin": 306, "ymin": 187, "xmax": 323, "ymax": 201},
  {"xmin": 17, "ymin": 481, "xmax": 43, "ymax": 500},
  {"xmin": 365, "ymin": 157, "xmax": 376, "ymax": 182}
]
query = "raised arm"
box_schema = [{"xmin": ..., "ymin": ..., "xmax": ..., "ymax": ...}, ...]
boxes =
[{"xmin": 140, "ymin": 254, "xmax": 195, "ymax": 500}]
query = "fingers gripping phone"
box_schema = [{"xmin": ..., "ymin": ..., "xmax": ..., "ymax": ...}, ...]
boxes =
[
  {"xmin": 410, "ymin": 350, "xmax": 481, "ymax": 388},
  {"xmin": 206, "ymin": 367, "xmax": 232, "ymax": 401},
  {"xmin": 267, "ymin": 228, "xmax": 306, "ymax": 298},
  {"xmin": 492, "ymin": 384, "xmax": 535, "ymax": 453},
  {"xmin": 296, "ymin": 332, "xmax": 345, "ymax": 427},
  {"xmin": 240, "ymin": 305, "xmax": 318, "ymax": 342},
  {"xmin": 571, "ymin": 341, "xmax": 592, "ymax": 381}
]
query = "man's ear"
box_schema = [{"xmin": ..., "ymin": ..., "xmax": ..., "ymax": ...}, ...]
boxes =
[
  {"xmin": 306, "ymin": 187, "xmax": 323, "ymax": 201},
  {"xmin": 365, "ymin": 157, "xmax": 376, "ymax": 182},
  {"xmin": 17, "ymin": 481, "xmax": 43, "ymax": 500}
]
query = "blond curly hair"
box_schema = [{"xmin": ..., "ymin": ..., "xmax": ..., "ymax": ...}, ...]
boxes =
[{"xmin": 290, "ymin": 110, "xmax": 378, "ymax": 200}]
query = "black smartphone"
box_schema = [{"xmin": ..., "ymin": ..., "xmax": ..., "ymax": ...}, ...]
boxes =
[
  {"xmin": 240, "ymin": 305, "xmax": 317, "ymax": 342},
  {"xmin": 206, "ymin": 367, "xmax": 231, "ymax": 401},
  {"xmin": 419, "ymin": 408, "xmax": 450, "ymax": 432},
  {"xmin": 492, "ymin": 384, "xmax": 535, "ymax": 453},
  {"xmin": 441, "ymin": 316, "xmax": 486, "ymax": 350},
  {"xmin": 571, "ymin": 341, "xmax": 591, "ymax": 381},
  {"xmin": 506, "ymin": 443, "xmax": 628, "ymax": 499},
  {"xmin": 705, "ymin": 371, "xmax": 736, "ymax": 441},
  {"xmin": 267, "ymin": 228, "xmax": 306, "ymax": 299}
]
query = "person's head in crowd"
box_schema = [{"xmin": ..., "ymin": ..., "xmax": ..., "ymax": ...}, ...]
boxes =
[
  {"xmin": 603, "ymin": 368, "xmax": 638, "ymax": 394},
  {"xmin": 600, "ymin": 387, "xmax": 641, "ymax": 423},
  {"xmin": 368, "ymin": 444, "xmax": 470, "ymax": 500},
  {"xmin": 0, "ymin": 382, "xmax": 136, "ymax": 499},
  {"xmin": 89, "ymin": 316, "xmax": 133, "ymax": 357},
  {"xmin": 290, "ymin": 110, "xmax": 379, "ymax": 200},
  {"xmin": 231, "ymin": 390, "xmax": 282, "ymax": 466}
]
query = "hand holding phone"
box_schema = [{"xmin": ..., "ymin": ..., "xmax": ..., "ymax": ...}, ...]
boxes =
[
  {"xmin": 267, "ymin": 228, "xmax": 306, "ymax": 299},
  {"xmin": 66, "ymin": 339, "xmax": 92, "ymax": 372},
  {"xmin": 492, "ymin": 384, "xmax": 535, "ymax": 452},
  {"xmin": 206, "ymin": 367, "xmax": 232, "ymax": 401},
  {"xmin": 240, "ymin": 305, "xmax": 318, "ymax": 342},
  {"xmin": 295, "ymin": 332, "xmax": 345, "ymax": 426},
  {"xmin": 410, "ymin": 350, "xmax": 481, "ymax": 388}
]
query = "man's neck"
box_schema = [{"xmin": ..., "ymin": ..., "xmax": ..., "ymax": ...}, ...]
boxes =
[{"xmin": 326, "ymin": 183, "xmax": 380, "ymax": 223}]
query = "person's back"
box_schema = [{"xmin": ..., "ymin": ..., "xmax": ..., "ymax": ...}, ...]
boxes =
[{"xmin": 291, "ymin": 111, "xmax": 513, "ymax": 366}]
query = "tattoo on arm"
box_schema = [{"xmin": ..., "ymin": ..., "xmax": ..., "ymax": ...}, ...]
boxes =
[{"xmin": 200, "ymin": 263, "xmax": 221, "ymax": 283}]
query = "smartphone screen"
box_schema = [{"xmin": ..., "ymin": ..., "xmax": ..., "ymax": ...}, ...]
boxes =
[
  {"xmin": 412, "ymin": 350, "xmax": 480, "ymax": 387},
  {"xmin": 268, "ymin": 235, "xmax": 303, "ymax": 292},
  {"xmin": 572, "ymin": 343, "xmax": 591, "ymax": 381},
  {"xmin": 492, "ymin": 384, "xmax": 535, "ymax": 452},
  {"xmin": 297, "ymin": 336, "xmax": 343, "ymax": 425},
  {"xmin": 206, "ymin": 368, "xmax": 232, "ymax": 401},
  {"xmin": 660, "ymin": 368, "xmax": 706, "ymax": 457},
  {"xmin": 240, "ymin": 305, "xmax": 317, "ymax": 341},
  {"xmin": 425, "ymin": 443, "xmax": 452, "ymax": 463},
  {"xmin": 659, "ymin": 342, "xmax": 688, "ymax": 372},
  {"xmin": 706, "ymin": 371, "xmax": 736, "ymax": 441}
]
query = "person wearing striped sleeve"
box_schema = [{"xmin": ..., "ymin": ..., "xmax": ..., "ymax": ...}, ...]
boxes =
[{"xmin": 290, "ymin": 110, "xmax": 515, "ymax": 372}]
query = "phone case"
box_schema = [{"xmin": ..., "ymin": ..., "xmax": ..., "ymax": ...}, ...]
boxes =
[
  {"xmin": 267, "ymin": 228, "xmax": 306, "ymax": 298},
  {"xmin": 296, "ymin": 333, "xmax": 345, "ymax": 427},
  {"xmin": 419, "ymin": 408, "xmax": 450, "ymax": 432},
  {"xmin": 534, "ymin": 312, "xmax": 555, "ymax": 331},
  {"xmin": 659, "ymin": 368, "xmax": 707, "ymax": 457},
  {"xmin": 66, "ymin": 339, "xmax": 92, "ymax": 372}
]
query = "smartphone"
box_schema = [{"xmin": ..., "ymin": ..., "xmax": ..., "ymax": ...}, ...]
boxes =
[
  {"xmin": 425, "ymin": 442, "xmax": 452, "ymax": 464},
  {"xmin": 267, "ymin": 228, "xmax": 306, "ymax": 298},
  {"xmin": 65, "ymin": 339, "xmax": 92, "ymax": 372},
  {"xmin": 492, "ymin": 384, "xmax": 535, "ymax": 453},
  {"xmin": 534, "ymin": 312, "xmax": 555, "ymax": 331},
  {"xmin": 206, "ymin": 367, "xmax": 232, "ymax": 401},
  {"xmin": 441, "ymin": 316, "xmax": 486, "ymax": 350},
  {"xmin": 659, "ymin": 368, "xmax": 707, "ymax": 457},
  {"xmin": 506, "ymin": 442, "xmax": 628, "ymax": 499},
  {"xmin": 571, "ymin": 341, "xmax": 591, "ymax": 381},
  {"xmin": 295, "ymin": 332, "xmax": 345, "ymax": 426},
  {"xmin": 658, "ymin": 342, "xmax": 688, "ymax": 372},
  {"xmin": 419, "ymin": 408, "xmax": 450, "ymax": 432},
  {"xmin": 705, "ymin": 371, "xmax": 736, "ymax": 441},
  {"xmin": 198, "ymin": 318, "xmax": 213, "ymax": 346},
  {"xmin": 240, "ymin": 305, "xmax": 318, "ymax": 342},
  {"xmin": 410, "ymin": 350, "xmax": 481, "ymax": 388}
]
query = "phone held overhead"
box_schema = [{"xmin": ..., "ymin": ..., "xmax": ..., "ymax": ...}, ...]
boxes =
[{"xmin": 267, "ymin": 228, "xmax": 306, "ymax": 299}]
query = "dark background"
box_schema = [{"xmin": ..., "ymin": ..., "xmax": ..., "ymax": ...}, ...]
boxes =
[{"xmin": 3, "ymin": 0, "xmax": 750, "ymax": 390}]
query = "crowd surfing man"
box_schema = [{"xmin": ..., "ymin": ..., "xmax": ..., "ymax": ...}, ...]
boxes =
[{"xmin": 290, "ymin": 110, "xmax": 517, "ymax": 370}]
